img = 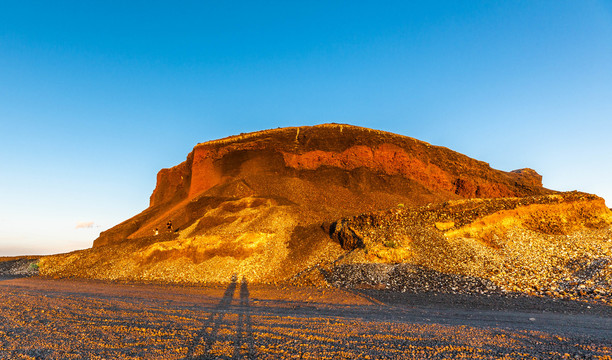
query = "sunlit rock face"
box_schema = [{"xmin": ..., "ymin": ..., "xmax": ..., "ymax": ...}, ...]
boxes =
[
  {"xmin": 45, "ymin": 124, "xmax": 584, "ymax": 285},
  {"xmin": 95, "ymin": 124, "xmax": 551, "ymax": 248}
]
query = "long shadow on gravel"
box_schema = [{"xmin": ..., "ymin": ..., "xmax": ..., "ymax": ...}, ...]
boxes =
[
  {"xmin": 234, "ymin": 277, "xmax": 254, "ymax": 359},
  {"xmin": 346, "ymin": 288, "xmax": 612, "ymax": 316},
  {"xmin": 184, "ymin": 275, "xmax": 238, "ymax": 359},
  {"xmin": 184, "ymin": 275, "xmax": 255, "ymax": 360}
]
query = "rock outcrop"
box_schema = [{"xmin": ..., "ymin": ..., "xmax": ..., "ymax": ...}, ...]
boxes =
[
  {"xmin": 39, "ymin": 124, "xmax": 612, "ymax": 302},
  {"xmin": 94, "ymin": 124, "xmax": 551, "ymax": 248}
]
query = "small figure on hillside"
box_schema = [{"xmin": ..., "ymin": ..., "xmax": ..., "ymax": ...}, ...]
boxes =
[
  {"xmin": 154, "ymin": 228, "xmax": 159, "ymax": 236},
  {"xmin": 166, "ymin": 220, "xmax": 173, "ymax": 231}
]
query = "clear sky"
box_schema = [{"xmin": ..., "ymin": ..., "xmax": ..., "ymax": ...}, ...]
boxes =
[{"xmin": 1, "ymin": 1, "xmax": 611, "ymax": 256}]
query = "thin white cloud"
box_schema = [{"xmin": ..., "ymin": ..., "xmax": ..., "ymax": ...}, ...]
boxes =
[{"xmin": 75, "ymin": 221, "xmax": 95, "ymax": 229}]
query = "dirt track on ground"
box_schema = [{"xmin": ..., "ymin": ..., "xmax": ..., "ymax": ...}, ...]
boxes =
[{"xmin": 0, "ymin": 277, "xmax": 610, "ymax": 359}]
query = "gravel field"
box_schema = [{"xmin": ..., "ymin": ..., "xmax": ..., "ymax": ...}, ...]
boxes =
[{"xmin": 0, "ymin": 277, "xmax": 610, "ymax": 359}]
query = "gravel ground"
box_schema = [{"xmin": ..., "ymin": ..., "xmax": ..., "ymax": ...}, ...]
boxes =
[{"xmin": 0, "ymin": 277, "xmax": 610, "ymax": 359}]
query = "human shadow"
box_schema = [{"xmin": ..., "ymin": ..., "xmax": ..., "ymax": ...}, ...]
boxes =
[
  {"xmin": 184, "ymin": 275, "xmax": 255, "ymax": 359},
  {"xmin": 184, "ymin": 275, "xmax": 238, "ymax": 359},
  {"xmin": 233, "ymin": 277, "xmax": 254, "ymax": 359}
]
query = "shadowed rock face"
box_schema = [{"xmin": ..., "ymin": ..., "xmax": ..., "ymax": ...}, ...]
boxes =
[{"xmin": 95, "ymin": 124, "xmax": 550, "ymax": 248}]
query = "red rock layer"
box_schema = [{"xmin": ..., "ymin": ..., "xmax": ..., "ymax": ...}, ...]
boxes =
[{"xmin": 96, "ymin": 124, "xmax": 551, "ymax": 247}]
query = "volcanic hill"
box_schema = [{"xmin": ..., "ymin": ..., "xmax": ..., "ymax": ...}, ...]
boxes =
[{"xmin": 39, "ymin": 124, "xmax": 612, "ymax": 302}]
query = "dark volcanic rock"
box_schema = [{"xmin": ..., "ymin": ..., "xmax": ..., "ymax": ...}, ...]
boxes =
[
  {"xmin": 0, "ymin": 258, "xmax": 39, "ymax": 278},
  {"xmin": 325, "ymin": 263, "xmax": 502, "ymax": 295}
]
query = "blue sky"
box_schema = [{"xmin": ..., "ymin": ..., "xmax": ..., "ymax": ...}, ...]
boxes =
[{"xmin": 1, "ymin": 1, "xmax": 611, "ymax": 255}]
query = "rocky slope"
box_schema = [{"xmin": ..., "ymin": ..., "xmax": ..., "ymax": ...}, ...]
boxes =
[
  {"xmin": 38, "ymin": 124, "xmax": 612, "ymax": 303},
  {"xmin": 312, "ymin": 192, "xmax": 612, "ymax": 304}
]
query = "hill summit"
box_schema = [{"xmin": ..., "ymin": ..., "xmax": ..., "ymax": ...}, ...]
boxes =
[{"xmin": 40, "ymin": 124, "xmax": 612, "ymax": 303}]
